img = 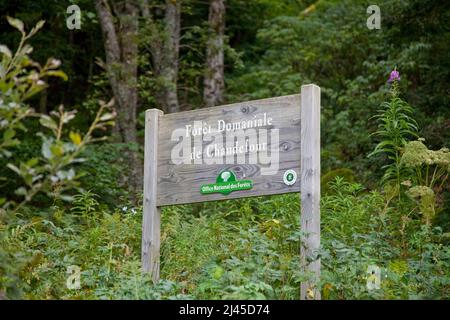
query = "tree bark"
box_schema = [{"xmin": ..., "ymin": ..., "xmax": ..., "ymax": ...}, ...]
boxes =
[
  {"xmin": 141, "ymin": 0, "xmax": 181, "ymax": 114},
  {"xmin": 95, "ymin": 0, "xmax": 142, "ymax": 200},
  {"xmin": 162, "ymin": 0, "xmax": 181, "ymax": 114},
  {"xmin": 204, "ymin": 0, "xmax": 225, "ymax": 108}
]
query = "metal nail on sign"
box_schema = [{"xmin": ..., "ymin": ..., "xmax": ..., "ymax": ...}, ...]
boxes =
[{"xmin": 142, "ymin": 84, "xmax": 321, "ymax": 300}]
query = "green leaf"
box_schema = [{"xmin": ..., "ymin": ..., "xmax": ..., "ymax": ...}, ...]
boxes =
[
  {"xmin": 15, "ymin": 187, "xmax": 27, "ymax": 196},
  {"xmin": 35, "ymin": 20, "xmax": 45, "ymax": 31},
  {"xmin": 60, "ymin": 195, "xmax": 74, "ymax": 202},
  {"xmin": 0, "ymin": 64, "xmax": 6, "ymax": 78},
  {"xmin": 0, "ymin": 45, "xmax": 12, "ymax": 59},
  {"xmin": 39, "ymin": 115, "xmax": 58, "ymax": 132},
  {"xmin": 7, "ymin": 16, "xmax": 25, "ymax": 34},
  {"xmin": 3, "ymin": 128, "xmax": 16, "ymax": 140},
  {"xmin": 20, "ymin": 44, "xmax": 33, "ymax": 55},
  {"xmin": 67, "ymin": 168, "xmax": 75, "ymax": 180},
  {"xmin": 29, "ymin": 20, "xmax": 45, "ymax": 37},
  {"xmin": 46, "ymin": 70, "xmax": 68, "ymax": 81},
  {"xmin": 50, "ymin": 144, "xmax": 64, "ymax": 157},
  {"xmin": 212, "ymin": 266, "xmax": 224, "ymax": 280},
  {"xmin": 26, "ymin": 158, "xmax": 39, "ymax": 167},
  {"xmin": 69, "ymin": 131, "xmax": 82, "ymax": 145},
  {"xmin": 61, "ymin": 112, "xmax": 76, "ymax": 124},
  {"xmin": 41, "ymin": 139, "xmax": 53, "ymax": 159},
  {"xmin": 1, "ymin": 150, "xmax": 12, "ymax": 157},
  {"xmin": 99, "ymin": 113, "xmax": 116, "ymax": 121},
  {"xmin": 6, "ymin": 163, "xmax": 21, "ymax": 175}
]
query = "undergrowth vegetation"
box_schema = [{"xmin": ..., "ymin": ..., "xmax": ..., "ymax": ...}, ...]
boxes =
[{"xmin": 2, "ymin": 179, "xmax": 448, "ymax": 299}]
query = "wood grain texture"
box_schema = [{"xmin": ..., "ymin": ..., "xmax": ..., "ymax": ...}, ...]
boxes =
[
  {"xmin": 300, "ymin": 84, "xmax": 321, "ymax": 300},
  {"xmin": 142, "ymin": 109, "xmax": 163, "ymax": 282},
  {"xmin": 156, "ymin": 94, "xmax": 302, "ymax": 206}
]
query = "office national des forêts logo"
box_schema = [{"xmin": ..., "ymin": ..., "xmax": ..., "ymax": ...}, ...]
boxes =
[{"xmin": 200, "ymin": 170, "xmax": 253, "ymax": 195}]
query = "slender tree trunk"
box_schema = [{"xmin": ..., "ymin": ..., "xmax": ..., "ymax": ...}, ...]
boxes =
[
  {"xmin": 204, "ymin": 0, "xmax": 225, "ymax": 108},
  {"xmin": 141, "ymin": 0, "xmax": 181, "ymax": 114},
  {"xmin": 162, "ymin": 0, "xmax": 181, "ymax": 113},
  {"xmin": 95, "ymin": 0, "xmax": 142, "ymax": 201}
]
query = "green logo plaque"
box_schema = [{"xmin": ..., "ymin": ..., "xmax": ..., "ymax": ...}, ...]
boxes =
[{"xmin": 200, "ymin": 170, "xmax": 253, "ymax": 195}]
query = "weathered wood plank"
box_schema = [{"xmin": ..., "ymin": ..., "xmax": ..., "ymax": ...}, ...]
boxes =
[
  {"xmin": 142, "ymin": 109, "xmax": 163, "ymax": 282},
  {"xmin": 156, "ymin": 94, "xmax": 301, "ymax": 206},
  {"xmin": 300, "ymin": 84, "xmax": 321, "ymax": 300}
]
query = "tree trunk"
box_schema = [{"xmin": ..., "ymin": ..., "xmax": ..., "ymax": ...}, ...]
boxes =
[
  {"xmin": 204, "ymin": 0, "xmax": 225, "ymax": 108},
  {"xmin": 162, "ymin": 0, "xmax": 181, "ymax": 113},
  {"xmin": 94, "ymin": 0, "xmax": 142, "ymax": 201},
  {"xmin": 141, "ymin": 0, "xmax": 181, "ymax": 114}
]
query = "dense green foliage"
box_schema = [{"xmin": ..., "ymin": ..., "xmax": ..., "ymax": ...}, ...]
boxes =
[
  {"xmin": 1, "ymin": 0, "xmax": 449, "ymax": 300},
  {"xmin": 2, "ymin": 180, "xmax": 448, "ymax": 299}
]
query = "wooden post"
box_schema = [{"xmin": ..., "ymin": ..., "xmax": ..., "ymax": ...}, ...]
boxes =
[
  {"xmin": 142, "ymin": 108, "xmax": 163, "ymax": 282},
  {"xmin": 300, "ymin": 84, "xmax": 321, "ymax": 300}
]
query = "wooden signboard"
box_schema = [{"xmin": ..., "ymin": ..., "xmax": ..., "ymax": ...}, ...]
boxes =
[{"xmin": 142, "ymin": 84, "xmax": 321, "ymax": 300}]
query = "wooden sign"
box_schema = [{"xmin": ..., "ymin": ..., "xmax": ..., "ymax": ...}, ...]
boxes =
[
  {"xmin": 142, "ymin": 84, "xmax": 321, "ymax": 300},
  {"xmin": 157, "ymin": 94, "xmax": 301, "ymax": 206}
]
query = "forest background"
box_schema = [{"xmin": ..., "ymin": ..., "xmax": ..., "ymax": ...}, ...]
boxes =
[{"xmin": 0, "ymin": 0, "xmax": 449, "ymax": 300}]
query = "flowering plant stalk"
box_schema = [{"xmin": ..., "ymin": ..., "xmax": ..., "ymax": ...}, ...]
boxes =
[
  {"xmin": 401, "ymin": 139, "xmax": 449, "ymax": 224},
  {"xmin": 369, "ymin": 69, "xmax": 418, "ymax": 196}
]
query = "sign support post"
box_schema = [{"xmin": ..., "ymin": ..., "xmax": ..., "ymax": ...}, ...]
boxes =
[
  {"xmin": 300, "ymin": 84, "xmax": 321, "ymax": 300},
  {"xmin": 142, "ymin": 108, "xmax": 163, "ymax": 282}
]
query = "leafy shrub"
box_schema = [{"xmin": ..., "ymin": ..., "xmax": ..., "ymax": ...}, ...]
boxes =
[
  {"xmin": 77, "ymin": 143, "xmax": 130, "ymax": 208},
  {"xmin": 320, "ymin": 178, "xmax": 450, "ymax": 299},
  {"xmin": 369, "ymin": 72, "xmax": 418, "ymax": 189},
  {"xmin": 0, "ymin": 17, "xmax": 115, "ymax": 298},
  {"xmin": 0, "ymin": 17, "xmax": 115, "ymax": 211}
]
